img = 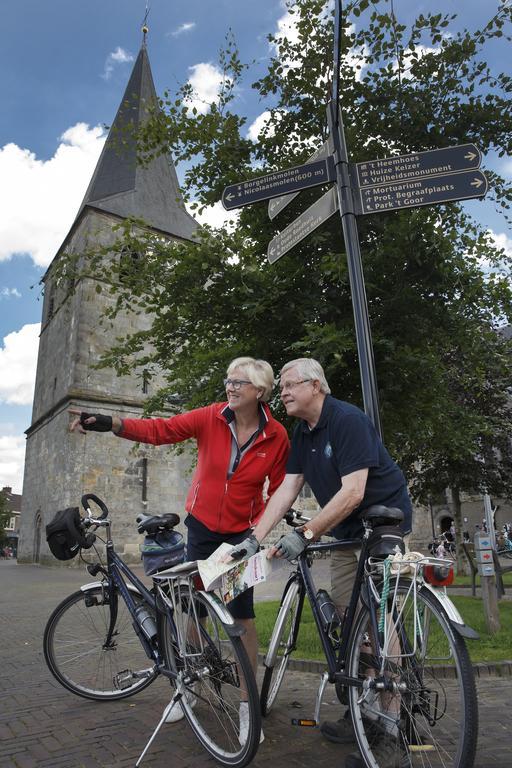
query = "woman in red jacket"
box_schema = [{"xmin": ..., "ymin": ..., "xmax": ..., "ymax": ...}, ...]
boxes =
[{"xmin": 69, "ymin": 356, "xmax": 289, "ymax": 734}]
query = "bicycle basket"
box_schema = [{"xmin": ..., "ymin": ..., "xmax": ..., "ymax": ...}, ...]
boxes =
[
  {"xmin": 367, "ymin": 525, "xmax": 405, "ymax": 559},
  {"xmin": 46, "ymin": 506, "xmax": 94, "ymax": 561},
  {"xmin": 141, "ymin": 530, "xmax": 185, "ymax": 575}
]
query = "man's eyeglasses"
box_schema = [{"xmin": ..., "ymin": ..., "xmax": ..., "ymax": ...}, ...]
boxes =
[
  {"xmin": 224, "ymin": 378, "xmax": 252, "ymax": 390},
  {"xmin": 279, "ymin": 379, "xmax": 311, "ymax": 393}
]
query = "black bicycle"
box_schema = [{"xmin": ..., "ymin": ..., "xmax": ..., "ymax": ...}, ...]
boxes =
[
  {"xmin": 260, "ymin": 506, "xmax": 479, "ymax": 768},
  {"xmin": 43, "ymin": 494, "xmax": 261, "ymax": 767}
]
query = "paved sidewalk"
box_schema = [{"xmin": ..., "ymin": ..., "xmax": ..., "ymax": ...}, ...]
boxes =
[{"xmin": 1, "ymin": 560, "xmax": 511, "ymax": 767}]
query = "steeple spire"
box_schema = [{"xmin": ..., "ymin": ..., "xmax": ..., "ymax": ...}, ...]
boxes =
[{"xmin": 75, "ymin": 40, "xmax": 197, "ymax": 241}]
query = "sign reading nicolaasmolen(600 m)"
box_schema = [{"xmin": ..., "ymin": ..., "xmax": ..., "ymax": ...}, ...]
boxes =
[{"xmin": 222, "ymin": 156, "xmax": 335, "ymax": 210}]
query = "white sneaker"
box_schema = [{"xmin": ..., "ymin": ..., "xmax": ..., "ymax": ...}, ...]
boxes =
[
  {"xmin": 238, "ymin": 701, "xmax": 264, "ymax": 745},
  {"xmin": 165, "ymin": 687, "xmax": 197, "ymax": 723}
]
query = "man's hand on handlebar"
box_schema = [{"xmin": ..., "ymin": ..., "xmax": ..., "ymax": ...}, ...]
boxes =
[
  {"xmin": 68, "ymin": 408, "xmax": 118, "ymax": 434},
  {"xmin": 268, "ymin": 529, "xmax": 308, "ymax": 561}
]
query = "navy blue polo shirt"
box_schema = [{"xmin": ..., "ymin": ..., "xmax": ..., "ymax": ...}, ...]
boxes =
[{"xmin": 287, "ymin": 395, "xmax": 412, "ymax": 539}]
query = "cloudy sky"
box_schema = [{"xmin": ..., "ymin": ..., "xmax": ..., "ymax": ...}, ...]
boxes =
[{"xmin": 0, "ymin": 0, "xmax": 510, "ymax": 493}]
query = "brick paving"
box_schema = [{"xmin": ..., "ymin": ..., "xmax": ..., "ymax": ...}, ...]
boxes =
[{"xmin": 1, "ymin": 560, "xmax": 511, "ymax": 768}]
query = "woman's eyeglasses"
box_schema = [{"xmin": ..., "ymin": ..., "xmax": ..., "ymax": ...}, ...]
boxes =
[{"xmin": 223, "ymin": 378, "xmax": 252, "ymax": 391}]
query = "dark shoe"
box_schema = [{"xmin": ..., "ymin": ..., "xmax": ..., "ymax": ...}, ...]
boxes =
[
  {"xmin": 345, "ymin": 736, "xmax": 410, "ymax": 768},
  {"xmin": 320, "ymin": 710, "xmax": 354, "ymax": 744}
]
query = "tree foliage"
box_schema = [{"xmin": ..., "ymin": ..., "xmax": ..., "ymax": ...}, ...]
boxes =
[
  {"xmin": 0, "ymin": 490, "xmax": 10, "ymax": 546},
  {"xmin": 56, "ymin": 0, "xmax": 512, "ymax": 506}
]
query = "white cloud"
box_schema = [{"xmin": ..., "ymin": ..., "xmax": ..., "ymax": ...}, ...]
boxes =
[
  {"xmin": 170, "ymin": 22, "xmax": 196, "ymax": 37},
  {"xmin": 186, "ymin": 200, "xmax": 239, "ymax": 230},
  {"xmin": 0, "ymin": 288, "xmax": 21, "ymax": 299},
  {"xmin": 487, "ymin": 229, "xmax": 512, "ymax": 259},
  {"xmin": 0, "ymin": 433, "xmax": 26, "ymax": 494},
  {"xmin": 247, "ymin": 111, "xmax": 276, "ymax": 142},
  {"xmin": 102, "ymin": 46, "xmax": 134, "ymax": 80},
  {"xmin": 185, "ymin": 62, "xmax": 232, "ymax": 115},
  {"xmin": 0, "ymin": 123, "xmax": 106, "ymax": 267},
  {"xmin": 0, "ymin": 323, "xmax": 40, "ymax": 406}
]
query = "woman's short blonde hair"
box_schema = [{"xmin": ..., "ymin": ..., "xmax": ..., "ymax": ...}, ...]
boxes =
[
  {"xmin": 227, "ymin": 357, "xmax": 275, "ymax": 401},
  {"xmin": 280, "ymin": 358, "xmax": 331, "ymax": 394}
]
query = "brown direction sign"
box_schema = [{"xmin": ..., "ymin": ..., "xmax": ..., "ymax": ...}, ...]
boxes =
[
  {"xmin": 353, "ymin": 169, "xmax": 488, "ymax": 216},
  {"xmin": 267, "ymin": 186, "xmax": 339, "ymax": 264},
  {"xmin": 222, "ymin": 156, "xmax": 335, "ymax": 211},
  {"xmin": 351, "ymin": 143, "xmax": 481, "ymax": 188},
  {"xmin": 268, "ymin": 137, "xmax": 334, "ymax": 220}
]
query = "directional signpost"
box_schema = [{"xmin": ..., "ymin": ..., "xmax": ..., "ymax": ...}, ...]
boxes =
[
  {"xmin": 353, "ymin": 170, "xmax": 488, "ymax": 216},
  {"xmin": 268, "ymin": 187, "xmax": 338, "ymax": 264},
  {"xmin": 268, "ymin": 137, "xmax": 334, "ymax": 221},
  {"xmin": 219, "ymin": 0, "xmax": 489, "ymax": 440},
  {"xmin": 351, "ymin": 143, "xmax": 481, "ymax": 188},
  {"xmin": 222, "ymin": 156, "xmax": 335, "ymax": 211}
]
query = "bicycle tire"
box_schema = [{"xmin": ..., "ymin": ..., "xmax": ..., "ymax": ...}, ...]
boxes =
[
  {"xmin": 161, "ymin": 586, "xmax": 261, "ymax": 767},
  {"xmin": 347, "ymin": 579, "xmax": 478, "ymax": 768},
  {"xmin": 260, "ymin": 579, "xmax": 302, "ymax": 716},
  {"xmin": 43, "ymin": 586, "xmax": 158, "ymax": 700}
]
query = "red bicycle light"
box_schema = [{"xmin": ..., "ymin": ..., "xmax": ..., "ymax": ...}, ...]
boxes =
[
  {"xmin": 193, "ymin": 573, "xmax": 205, "ymax": 591},
  {"xmin": 424, "ymin": 564, "xmax": 454, "ymax": 587}
]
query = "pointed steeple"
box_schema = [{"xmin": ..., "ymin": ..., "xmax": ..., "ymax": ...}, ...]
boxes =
[{"xmin": 76, "ymin": 39, "xmax": 197, "ymax": 241}]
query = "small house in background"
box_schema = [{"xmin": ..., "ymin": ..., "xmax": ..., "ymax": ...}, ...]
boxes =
[{"xmin": 2, "ymin": 486, "xmax": 21, "ymax": 557}]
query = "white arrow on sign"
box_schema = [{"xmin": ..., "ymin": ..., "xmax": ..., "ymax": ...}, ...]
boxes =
[
  {"xmin": 465, "ymin": 151, "xmax": 478, "ymax": 161},
  {"xmin": 470, "ymin": 177, "xmax": 485, "ymax": 188}
]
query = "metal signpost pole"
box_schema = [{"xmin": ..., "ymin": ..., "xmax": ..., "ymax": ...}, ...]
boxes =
[{"xmin": 329, "ymin": 0, "xmax": 382, "ymax": 437}]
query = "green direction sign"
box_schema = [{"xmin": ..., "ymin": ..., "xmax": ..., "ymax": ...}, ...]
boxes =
[
  {"xmin": 353, "ymin": 170, "xmax": 488, "ymax": 215},
  {"xmin": 267, "ymin": 187, "xmax": 339, "ymax": 264},
  {"xmin": 222, "ymin": 156, "xmax": 335, "ymax": 211},
  {"xmin": 351, "ymin": 143, "xmax": 481, "ymax": 188},
  {"xmin": 268, "ymin": 137, "xmax": 334, "ymax": 220}
]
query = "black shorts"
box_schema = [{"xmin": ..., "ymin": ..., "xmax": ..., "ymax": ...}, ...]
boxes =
[{"xmin": 185, "ymin": 515, "xmax": 255, "ymax": 620}]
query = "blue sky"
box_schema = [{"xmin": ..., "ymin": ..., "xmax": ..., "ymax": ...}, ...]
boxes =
[{"xmin": 0, "ymin": 0, "xmax": 510, "ymax": 492}]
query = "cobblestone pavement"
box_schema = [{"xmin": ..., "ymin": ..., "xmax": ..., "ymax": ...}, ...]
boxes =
[{"xmin": 1, "ymin": 560, "xmax": 511, "ymax": 768}]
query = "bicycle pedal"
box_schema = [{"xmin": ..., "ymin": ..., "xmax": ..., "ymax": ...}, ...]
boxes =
[{"xmin": 291, "ymin": 718, "xmax": 317, "ymax": 727}]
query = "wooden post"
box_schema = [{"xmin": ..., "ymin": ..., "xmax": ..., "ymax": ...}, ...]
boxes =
[{"xmin": 474, "ymin": 531, "xmax": 500, "ymax": 633}]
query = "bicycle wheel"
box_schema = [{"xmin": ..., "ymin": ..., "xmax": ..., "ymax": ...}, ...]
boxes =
[
  {"xmin": 260, "ymin": 579, "xmax": 302, "ymax": 716},
  {"xmin": 44, "ymin": 586, "xmax": 158, "ymax": 700},
  {"xmin": 161, "ymin": 585, "xmax": 261, "ymax": 767},
  {"xmin": 347, "ymin": 579, "xmax": 478, "ymax": 768}
]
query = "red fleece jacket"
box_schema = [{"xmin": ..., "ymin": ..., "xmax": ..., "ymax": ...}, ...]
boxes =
[{"xmin": 119, "ymin": 402, "xmax": 289, "ymax": 534}]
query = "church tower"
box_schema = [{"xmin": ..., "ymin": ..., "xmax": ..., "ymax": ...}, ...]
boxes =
[{"xmin": 18, "ymin": 34, "xmax": 197, "ymax": 564}]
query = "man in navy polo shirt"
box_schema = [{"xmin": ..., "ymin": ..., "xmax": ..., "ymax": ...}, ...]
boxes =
[{"xmin": 231, "ymin": 357, "xmax": 412, "ymax": 765}]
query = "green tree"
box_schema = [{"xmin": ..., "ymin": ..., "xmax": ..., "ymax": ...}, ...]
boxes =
[{"xmin": 56, "ymin": 0, "xmax": 512, "ymax": 565}]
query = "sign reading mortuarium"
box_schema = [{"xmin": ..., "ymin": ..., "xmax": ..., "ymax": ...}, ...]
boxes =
[{"xmin": 220, "ymin": 0, "xmax": 488, "ymax": 441}]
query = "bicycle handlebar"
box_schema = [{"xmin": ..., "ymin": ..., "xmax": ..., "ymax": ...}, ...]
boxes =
[
  {"xmin": 283, "ymin": 508, "xmax": 311, "ymax": 527},
  {"xmin": 81, "ymin": 493, "xmax": 109, "ymax": 520}
]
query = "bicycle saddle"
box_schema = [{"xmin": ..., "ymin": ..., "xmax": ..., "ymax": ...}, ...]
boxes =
[
  {"xmin": 136, "ymin": 512, "xmax": 181, "ymax": 535},
  {"xmin": 362, "ymin": 505, "xmax": 404, "ymax": 527}
]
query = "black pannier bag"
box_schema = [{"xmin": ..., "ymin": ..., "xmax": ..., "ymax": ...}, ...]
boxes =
[
  {"xmin": 141, "ymin": 530, "xmax": 185, "ymax": 576},
  {"xmin": 46, "ymin": 506, "xmax": 95, "ymax": 561},
  {"xmin": 367, "ymin": 524, "xmax": 405, "ymax": 559}
]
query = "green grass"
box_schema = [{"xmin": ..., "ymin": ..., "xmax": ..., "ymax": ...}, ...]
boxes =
[
  {"xmin": 453, "ymin": 572, "xmax": 512, "ymax": 587},
  {"xmin": 255, "ymin": 596, "xmax": 512, "ymax": 664}
]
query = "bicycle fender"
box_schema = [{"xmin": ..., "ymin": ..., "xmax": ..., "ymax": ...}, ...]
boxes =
[
  {"xmin": 264, "ymin": 580, "xmax": 300, "ymax": 667},
  {"xmin": 421, "ymin": 583, "xmax": 479, "ymax": 640},
  {"xmin": 80, "ymin": 581, "xmax": 142, "ymax": 596},
  {"xmin": 196, "ymin": 590, "xmax": 245, "ymax": 636}
]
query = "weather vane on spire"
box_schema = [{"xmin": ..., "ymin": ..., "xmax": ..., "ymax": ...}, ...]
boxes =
[{"xmin": 142, "ymin": 2, "xmax": 150, "ymax": 41}]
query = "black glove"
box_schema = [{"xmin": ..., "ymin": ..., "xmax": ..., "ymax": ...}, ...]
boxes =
[
  {"xmin": 274, "ymin": 530, "xmax": 308, "ymax": 561},
  {"xmin": 79, "ymin": 412, "xmax": 113, "ymax": 432},
  {"xmin": 229, "ymin": 534, "xmax": 260, "ymax": 560}
]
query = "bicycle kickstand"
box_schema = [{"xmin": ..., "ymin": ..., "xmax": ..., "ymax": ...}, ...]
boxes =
[{"xmin": 135, "ymin": 693, "xmax": 182, "ymax": 766}]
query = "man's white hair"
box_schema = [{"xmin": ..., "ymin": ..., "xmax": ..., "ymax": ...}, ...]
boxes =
[{"xmin": 280, "ymin": 358, "xmax": 331, "ymax": 394}]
